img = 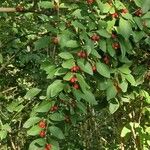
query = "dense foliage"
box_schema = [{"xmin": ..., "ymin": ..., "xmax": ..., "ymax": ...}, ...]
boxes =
[{"xmin": 0, "ymin": 0, "xmax": 150, "ymax": 150}]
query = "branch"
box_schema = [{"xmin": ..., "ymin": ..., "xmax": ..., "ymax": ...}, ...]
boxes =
[{"xmin": 0, "ymin": 8, "xmax": 16, "ymax": 12}]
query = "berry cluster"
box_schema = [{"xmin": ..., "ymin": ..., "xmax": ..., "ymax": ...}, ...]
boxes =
[
  {"xmin": 91, "ymin": 33, "xmax": 100, "ymax": 42},
  {"xmin": 135, "ymin": 9, "xmax": 142, "ymax": 16},
  {"xmin": 44, "ymin": 144, "xmax": 52, "ymax": 150},
  {"xmin": 112, "ymin": 42, "xmax": 120, "ymax": 50},
  {"xmin": 71, "ymin": 66, "xmax": 80, "ymax": 72},
  {"xmin": 70, "ymin": 76, "xmax": 80, "ymax": 89},
  {"xmin": 39, "ymin": 121, "xmax": 46, "ymax": 138},
  {"xmin": 111, "ymin": 12, "xmax": 119, "ymax": 18},
  {"xmin": 77, "ymin": 51, "xmax": 87, "ymax": 58},
  {"xmin": 86, "ymin": 0, "xmax": 95, "ymax": 5},
  {"xmin": 50, "ymin": 105, "xmax": 58, "ymax": 112}
]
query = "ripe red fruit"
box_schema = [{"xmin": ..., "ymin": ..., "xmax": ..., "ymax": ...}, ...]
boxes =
[
  {"xmin": 121, "ymin": 8, "xmax": 128, "ymax": 14},
  {"xmin": 52, "ymin": 37, "xmax": 59, "ymax": 44},
  {"xmin": 111, "ymin": 13, "xmax": 119, "ymax": 18},
  {"xmin": 81, "ymin": 51, "xmax": 87, "ymax": 58},
  {"xmin": 39, "ymin": 130, "xmax": 46, "ymax": 138},
  {"xmin": 38, "ymin": 120, "xmax": 46, "ymax": 128},
  {"xmin": 45, "ymin": 144, "xmax": 52, "ymax": 150},
  {"xmin": 103, "ymin": 55, "xmax": 110, "ymax": 64},
  {"xmin": 112, "ymin": 42, "xmax": 120, "ymax": 49},
  {"xmin": 73, "ymin": 83, "xmax": 80, "ymax": 89},
  {"xmin": 87, "ymin": 0, "xmax": 95, "ymax": 5},
  {"xmin": 92, "ymin": 66, "xmax": 97, "ymax": 72},
  {"xmin": 77, "ymin": 51, "xmax": 82, "ymax": 57},
  {"xmin": 111, "ymin": 33, "xmax": 117, "ymax": 39},
  {"xmin": 16, "ymin": 5, "xmax": 24, "ymax": 12},
  {"xmin": 135, "ymin": 9, "xmax": 142, "ymax": 17},
  {"xmin": 91, "ymin": 34, "xmax": 100, "ymax": 42},
  {"xmin": 71, "ymin": 66, "xmax": 80, "ymax": 72},
  {"xmin": 70, "ymin": 77, "xmax": 77, "ymax": 83},
  {"xmin": 50, "ymin": 105, "xmax": 58, "ymax": 112}
]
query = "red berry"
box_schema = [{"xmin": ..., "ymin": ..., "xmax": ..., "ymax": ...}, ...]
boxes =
[
  {"xmin": 73, "ymin": 83, "xmax": 79, "ymax": 89},
  {"xmin": 91, "ymin": 34, "xmax": 100, "ymax": 42},
  {"xmin": 121, "ymin": 8, "xmax": 128, "ymax": 14},
  {"xmin": 77, "ymin": 51, "xmax": 82, "ymax": 57},
  {"xmin": 112, "ymin": 13, "xmax": 119, "ymax": 18},
  {"xmin": 39, "ymin": 130, "xmax": 46, "ymax": 137},
  {"xmin": 71, "ymin": 66, "xmax": 80, "ymax": 72},
  {"xmin": 46, "ymin": 144, "xmax": 52, "ymax": 150},
  {"xmin": 52, "ymin": 37, "xmax": 59, "ymax": 44},
  {"xmin": 111, "ymin": 33, "xmax": 117, "ymax": 39},
  {"xmin": 135, "ymin": 9, "xmax": 142, "ymax": 16},
  {"xmin": 81, "ymin": 51, "xmax": 87, "ymax": 58},
  {"xmin": 92, "ymin": 66, "xmax": 97, "ymax": 72},
  {"xmin": 16, "ymin": 5, "xmax": 24, "ymax": 12},
  {"xmin": 103, "ymin": 55, "xmax": 110, "ymax": 64},
  {"xmin": 70, "ymin": 77, "xmax": 77, "ymax": 83},
  {"xmin": 87, "ymin": 0, "xmax": 95, "ymax": 5},
  {"xmin": 38, "ymin": 121, "xmax": 46, "ymax": 128},
  {"xmin": 112, "ymin": 42, "xmax": 120, "ymax": 49},
  {"xmin": 50, "ymin": 106, "xmax": 58, "ymax": 112}
]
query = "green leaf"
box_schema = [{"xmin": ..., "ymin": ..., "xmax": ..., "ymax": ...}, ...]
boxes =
[
  {"xmin": 96, "ymin": 62, "xmax": 110, "ymax": 78},
  {"xmin": 76, "ymin": 74, "xmax": 90, "ymax": 92},
  {"xmin": 49, "ymin": 126, "xmax": 65, "ymax": 139},
  {"xmin": 62, "ymin": 59, "xmax": 75, "ymax": 69},
  {"xmin": 59, "ymin": 52, "xmax": 74, "ymax": 60},
  {"xmin": 47, "ymin": 80, "xmax": 64, "ymax": 98},
  {"xmin": 38, "ymin": 1, "xmax": 53, "ymax": 9},
  {"xmin": 109, "ymin": 99, "xmax": 120, "ymax": 114},
  {"xmin": 134, "ymin": 0, "xmax": 143, "ymax": 7},
  {"xmin": 63, "ymin": 72, "xmax": 73, "ymax": 81},
  {"xmin": 0, "ymin": 130, "xmax": 7, "ymax": 140},
  {"xmin": 72, "ymin": 20, "xmax": 85, "ymax": 30},
  {"xmin": 54, "ymin": 68, "xmax": 66, "ymax": 76},
  {"xmin": 107, "ymin": 39, "xmax": 116, "ymax": 57},
  {"xmin": 35, "ymin": 101, "xmax": 52, "ymax": 112},
  {"xmin": 124, "ymin": 74, "xmax": 136, "ymax": 86},
  {"xmin": 96, "ymin": 0, "xmax": 104, "ymax": 13},
  {"xmin": 0, "ymin": 53, "xmax": 3, "ymax": 64},
  {"xmin": 76, "ymin": 101, "xmax": 87, "ymax": 113},
  {"xmin": 65, "ymin": 40, "xmax": 79, "ymax": 48},
  {"xmin": 24, "ymin": 88, "xmax": 41, "ymax": 100},
  {"xmin": 77, "ymin": 59, "xmax": 93, "ymax": 75},
  {"xmin": 2, "ymin": 124, "xmax": 11, "ymax": 132},
  {"xmin": 118, "ymin": 18, "xmax": 132, "ymax": 39},
  {"xmin": 50, "ymin": 113, "xmax": 65, "ymax": 121},
  {"xmin": 97, "ymin": 29, "xmax": 111, "ymax": 38},
  {"xmin": 142, "ymin": 12, "xmax": 150, "ymax": 19},
  {"xmin": 106, "ymin": 20, "xmax": 116, "ymax": 32},
  {"xmin": 133, "ymin": 31, "xmax": 146, "ymax": 42},
  {"xmin": 23, "ymin": 117, "xmax": 41, "ymax": 128},
  {"xmin": 134, "ymin": 17, "xmax": 143, "ymax": 30},
  {"xmin": 118, "ymin": 65, "xmax": 131, "ymax": 74},
  {"xmin": 121, "ymin": 126, "xmax": 131, "ymax": 137},
  {"xmin": 82, "ymin": 91, "xmax": 97, "ymax": 105},
  {"xmin": 120, "ymin": 81, "xmax": 128, "ymax": 93},
  {"xmin": 27, "ymin": 125, "xmax": 41, "ymax": 136},
  {"xmin": 99, "ymin": 39, "xmax": 106, "ymax": 52},
  {"xmin": 34, "ymin": 36, "xmax": 50, "ymax": 50},
  {"xmin": 29, "ymin": 138, "xmax": 46, "ymax": 150},
  {"xmin": 106, "ymin": 84, "xmax": 117, "ymax": 100},
  {"xmin": 90, "ymin": 49, "xmax": 101, "ymax": 58}
]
